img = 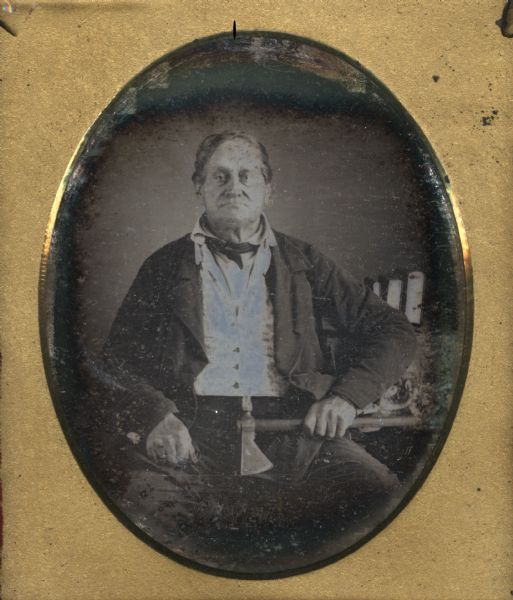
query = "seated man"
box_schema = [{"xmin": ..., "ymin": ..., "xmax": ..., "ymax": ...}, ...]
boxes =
[{"xmin": 101, "ymin": 131, "xmax": 417, "ymax": 555}]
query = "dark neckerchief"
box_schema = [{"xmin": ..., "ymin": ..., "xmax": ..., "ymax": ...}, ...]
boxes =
[
  {"xmin": 205, "ymin": 236, "xmax": 259, "ymax": 269},
  {"xmin": 201, "ymin": 215, "xmax": 262, "ymax": 269}
]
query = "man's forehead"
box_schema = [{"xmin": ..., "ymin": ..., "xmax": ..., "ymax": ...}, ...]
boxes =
[{"xmin": 207, "ymin": 138, "xmax": 263, "ymax": 168}]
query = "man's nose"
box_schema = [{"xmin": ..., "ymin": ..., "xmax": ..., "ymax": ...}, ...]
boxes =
[{"xmin": 226, "ymin": 175, "xmax": 244, "ymax": 196}]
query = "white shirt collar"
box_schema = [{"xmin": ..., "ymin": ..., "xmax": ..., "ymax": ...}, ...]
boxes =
[{"xmin": 191, "ymin": 213, "xmax": 277, "ymax": 264}]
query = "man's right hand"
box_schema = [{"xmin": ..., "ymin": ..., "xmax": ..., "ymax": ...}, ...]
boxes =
[{"xmin": 146, "ymin": 413, "xmax": 198, "ymax": 466}]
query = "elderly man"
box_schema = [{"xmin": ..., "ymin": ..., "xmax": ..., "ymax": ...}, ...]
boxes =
[{"xmin": 101, "ymin": 131, "xmax": 416, "ymax": 544}]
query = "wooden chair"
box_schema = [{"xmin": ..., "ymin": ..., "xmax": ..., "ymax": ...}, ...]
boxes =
[{"xmin": 320, "ymin": 271, "xmax": 429, "ymax": 431}]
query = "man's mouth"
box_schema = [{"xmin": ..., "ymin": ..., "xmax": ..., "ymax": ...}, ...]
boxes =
[{"xmin": 219, "ymin": 200, "xmax": 249, "ymax": 209}]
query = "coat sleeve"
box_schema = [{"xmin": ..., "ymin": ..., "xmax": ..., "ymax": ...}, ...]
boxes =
[
  {"xmin": 313, "ymin": 254, "xmax": 417, "ymax": 410},
  {"xmin": 100, "ymin": 256, "xmax": 178, "ymax": 439}
]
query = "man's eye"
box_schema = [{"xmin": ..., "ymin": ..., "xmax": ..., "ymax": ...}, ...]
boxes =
[
  {"xmin": 215, "ymin": 173, "xmax": 226, "ymax": 184},
  {"xmin": 239, "ymin": 172, "xmax": 248, "ymax": 184}
]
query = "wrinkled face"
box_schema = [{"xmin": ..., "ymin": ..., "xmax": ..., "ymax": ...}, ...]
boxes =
[{"xmin": 196, "ymin": 138, "xmax": 271, "ymax": 229}]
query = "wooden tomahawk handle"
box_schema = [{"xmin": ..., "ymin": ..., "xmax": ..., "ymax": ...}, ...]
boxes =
[{"xmin": 253, "ymin": 415, "xmax": 422, "ymax": 432}]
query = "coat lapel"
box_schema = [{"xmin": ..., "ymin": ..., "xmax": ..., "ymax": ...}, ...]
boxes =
[
  {"xmin": 166, "ymin": 240, "xmax": 206, "ymax": 356},
  {"xmin": 165, "ymin": 233, "xmax": 313, "ymax": 374},
  {"xmin": 267, "ymin": 233, "xmax": 313, "ymax": 376}
]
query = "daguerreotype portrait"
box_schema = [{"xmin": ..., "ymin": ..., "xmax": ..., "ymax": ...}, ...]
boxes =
[{"xmin": 40, "ymin": 33, "xmax": 471, "ymax": 576}]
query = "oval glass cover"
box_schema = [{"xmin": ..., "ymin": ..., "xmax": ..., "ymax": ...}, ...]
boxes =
[{"xmin": 40, "ymin": 32, "xmax": 472, "ymax": 578}]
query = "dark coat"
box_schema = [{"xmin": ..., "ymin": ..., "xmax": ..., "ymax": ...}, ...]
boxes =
[{"xmin": 102, "ymin": 231, "xmax": 416, "ymax": 441}]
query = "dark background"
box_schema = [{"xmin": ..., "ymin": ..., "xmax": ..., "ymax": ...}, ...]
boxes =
[{"xmin": 75, "ymin": 103, "xmax": 432, "ymax": 354}]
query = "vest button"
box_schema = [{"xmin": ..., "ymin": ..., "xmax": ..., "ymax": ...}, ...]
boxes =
[
  {"xmin": 233, "ymin": 382, "xmax": 239, "ymax": 389},
  {"xmin": 233, "ymin": 347, "xmax": 240, "ymax": 352}
]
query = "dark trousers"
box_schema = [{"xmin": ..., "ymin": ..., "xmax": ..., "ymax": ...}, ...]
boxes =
[{"xmin": 120, "ymin": 396, "xmax": 400, "ymax": 568}]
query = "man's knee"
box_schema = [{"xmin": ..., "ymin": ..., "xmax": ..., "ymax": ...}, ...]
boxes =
[{"xmin": 312, "ymin": 437, "xmax": 400, "ymax": 494}]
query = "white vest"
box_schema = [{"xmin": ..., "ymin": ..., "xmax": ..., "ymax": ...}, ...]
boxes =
[{"xmin": 193, "ymin": 243, "xmax": 287, "ymax": 397}]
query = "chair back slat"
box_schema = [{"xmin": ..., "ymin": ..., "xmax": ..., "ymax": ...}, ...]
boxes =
[
  {"xmin": 368, "ymin": 271, "xmax": 425, "ymax": 325},
  {"xmin": 404, "ymin": 271, "xmax": 425, "ymax": 325},
  {"xmin": 386, "ymin": 279, "xmax": 403, "ymax": 310},
  {"xmin": 320, "ymin": 270, "xmax": 429, "ymax": 429}
]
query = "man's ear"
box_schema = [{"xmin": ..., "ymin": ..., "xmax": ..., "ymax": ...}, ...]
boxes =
[{"xmin": 264, "ymin": 182, "xmax": 273, "ymax": 208}]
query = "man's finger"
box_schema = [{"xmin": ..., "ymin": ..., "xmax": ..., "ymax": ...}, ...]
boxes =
[
  {"xmin": 314, "ymin": 411, "xmax": 328, "ymax": 437},
  {"xmin": 147, "ymin": 443, "xmax": 157, "ymax": 462},
  {"xmin": 186, "ymin": 442, "xmax": 199, "ymax": 463},
  {"xmin": 147, "ymin": 436, "xmax": 162, "ymax": 461},
  {"xmin": 303, "ymin": 407, "xmax": 317, "ymax": 436},
  {"xmin": 336, "ymin": 415, "xmax": 348, "ymax": 439},
  {"xmin": 190, "ymin": 446, "xmax": 199, "ymax": 463},
  {"xmin": 175, "ymin": 436, "xmax": 191, "ymax": 462},
  {"xmin": 326, "ymin": 411, "xmax": 337, "ymax": 438},
  {"xmin": 156, "ymin": 437, "xmax": 168, "ymax": 461},
  {"xmin": 163, "ymin": 436, "xmax": 177, "ymax": 464}
]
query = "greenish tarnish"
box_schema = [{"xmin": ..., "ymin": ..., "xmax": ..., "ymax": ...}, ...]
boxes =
[{"xmin": 40, "ymin": 32, "xmax": 471, "ymax": 579}]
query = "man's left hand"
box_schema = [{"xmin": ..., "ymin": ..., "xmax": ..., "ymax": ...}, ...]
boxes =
[{"xmin": 303, "ymin": 395, "xmax": 357, "ymax": 439}]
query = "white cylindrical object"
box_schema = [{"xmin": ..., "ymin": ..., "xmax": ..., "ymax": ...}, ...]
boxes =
[
  {"xmin": 387, "ymin": 279, "xmax": 403, "ymax": 310},
  {"xmin": 405, "ymin": 271, "xmax": 425, "ymax": 324}
]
